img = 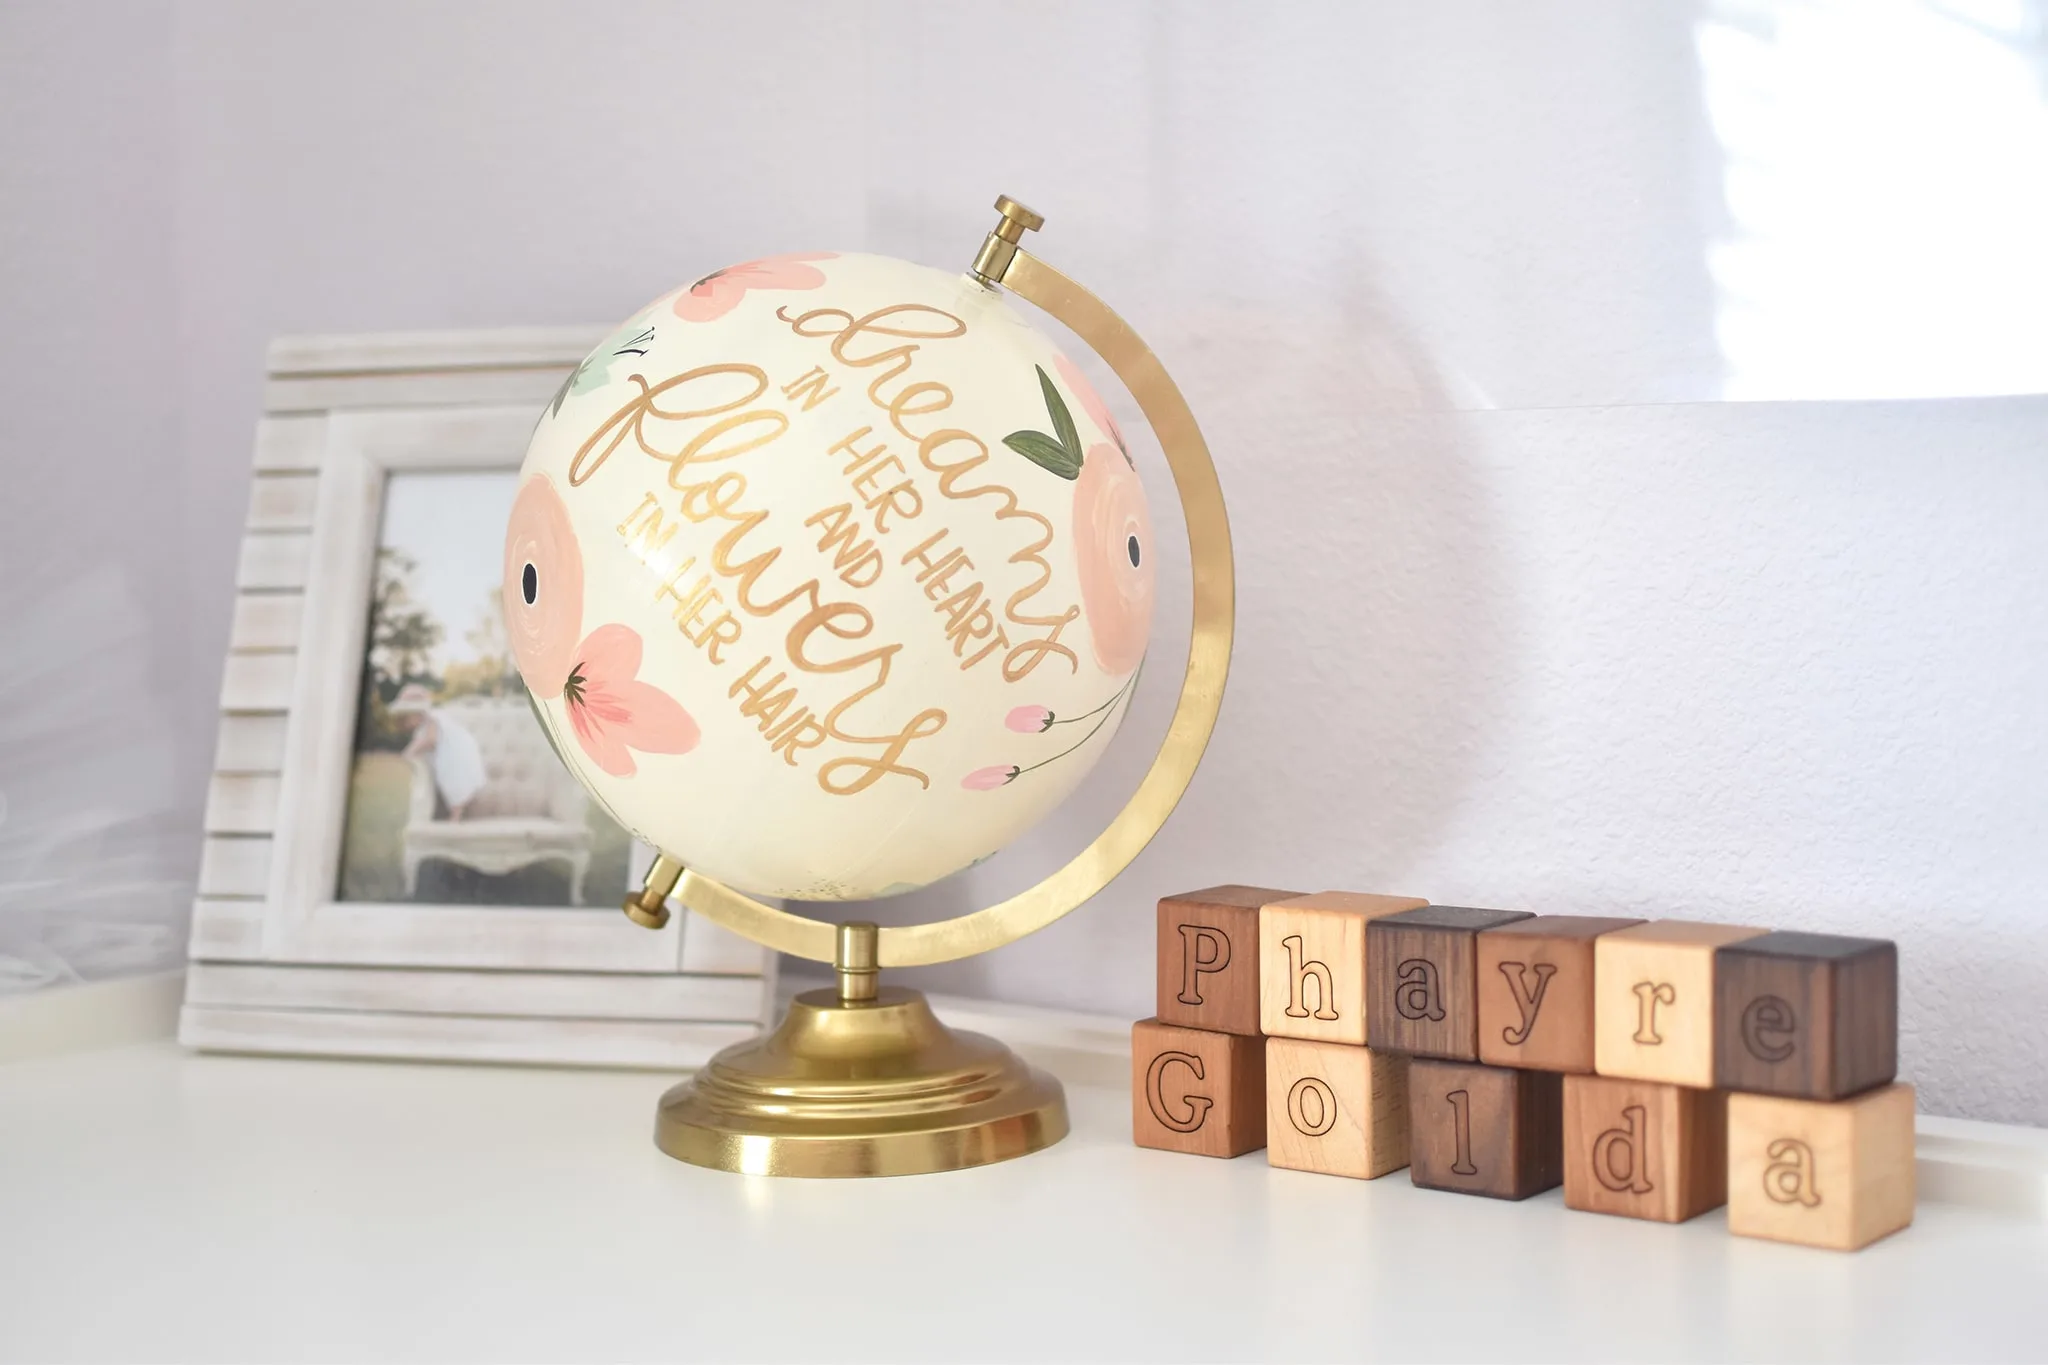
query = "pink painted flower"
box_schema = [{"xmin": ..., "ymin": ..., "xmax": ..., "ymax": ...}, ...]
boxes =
[
  {"xmin": 1072, "ymin": 444, "xmax": 1155, "ymax": 676},
  {"xmin": 1006, "ymin": 704, "xmax": 1053, "ymax": 733},
  {"xmin": 961, "ymin": 765, "xmax": 1019, "ymax": 791},
  {"xmin": 672, "ymin": 252, "xmax": 836, "ymax": 323},
  {"xmin": 504, "ymin": 475, "xmax": 700, "ymax": 777},
  {"xmin": 1054, "ymin": 352, "xmax": 1126, "ymax": 457}
]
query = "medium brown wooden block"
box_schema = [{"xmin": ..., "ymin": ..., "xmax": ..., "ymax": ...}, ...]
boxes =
[
  {"xmin": 1259, "ymin": 891, "xmax": 1429, "ymax": 1044},
  {"xmin": 1408, "ymin": 1059, "xmax": 1563, "ymax": 1200},
  {"xmin": 1476, "ymin": 915, "xmax": 1645, "ymax": 1073},
  {"xmin": 1265, "ymin": 1037, "xmax": 1410, "ymax": 1179},
  {"xmin": 1593, "ymin": 920, "xmax": 1767, "ymax": 1087},
  {"xmin": 1366, "ymin": 906, "xmax": 1535, "ymax": 1060},
  {"xmin": 1727, "ymin": 1083, "xmax": 1915, "ymax": 1250},
  {"xmin": 1714, "ymin": 932, "xmax": 1898, "ymax": 1100},
  {"xmin": 1131, "ymin": 1018, "xmax": 1267, "ymax": 1158},
  {"xmin": 1563, "ymin": 1073, "xmax": 1728, "ymax": 1222},
  {"xmin": 1156, "ymin": 884, "xmax": 1303, "ymax": 1036}
]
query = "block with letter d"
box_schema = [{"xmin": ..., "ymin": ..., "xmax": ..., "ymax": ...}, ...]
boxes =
[
  {"xmin": 1131, "ymin": 1018, "xmax": 1267, "ymax": 1158},
  {"xmin": 1563, "ymin": 1073, "xmax": 1728, "ymax": 1222},
  {"xmin": 1259, "ymin": 891, "xmax": 1428, "ymax": 1044},
  {"xmin": 1156, "ymin": 884, "xmax": 1304, "ymax": 1036}
]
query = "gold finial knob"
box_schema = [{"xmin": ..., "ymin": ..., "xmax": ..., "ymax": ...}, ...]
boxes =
[
  {"xmin": 623, "ymin": 854, "xmax": 684, "ymax": 929},
  {"xmin": 970, "ymin": 194, "xmax": 1046, "ymax": 287},
  {"xmin": 836, "ymin": 921, "xmax": 880, "ymax": 1004}
]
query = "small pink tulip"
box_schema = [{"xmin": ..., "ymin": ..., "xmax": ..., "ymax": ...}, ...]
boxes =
[
  {"xmin": 1006, "ymin": 705, "xmax": 1054, "ymax": 733},
  {"xmin": 961, "ymin": 765, "xmax": 1019, "ymax": 791}
]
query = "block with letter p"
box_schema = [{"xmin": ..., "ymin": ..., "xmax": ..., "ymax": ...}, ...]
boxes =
[
  {"xmin": 1593, "ymin": 920, "xmax": 1766, "ymax": 1087},
  {"xmin": 1259, "ymin": 891, "xmax": 1428, "ymax": 1043},
  {"xmin": 1156, "ymin": 884, "xmax": 1303, "ymax": 1035}
]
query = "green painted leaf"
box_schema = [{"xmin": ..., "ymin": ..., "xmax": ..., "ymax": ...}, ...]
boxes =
[
  {"xmin": 1003, "ymin": 430, "xmax": 1082, "ymax": 479},
  {"xmin": 1036, "ymin": 364, "xmax": 1082, "ymax": 463}
]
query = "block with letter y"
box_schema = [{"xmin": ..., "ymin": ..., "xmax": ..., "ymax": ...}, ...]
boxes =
[{"xmin": 1476, "ymin": 915, "xmax": 1644, "ymax": 1073}]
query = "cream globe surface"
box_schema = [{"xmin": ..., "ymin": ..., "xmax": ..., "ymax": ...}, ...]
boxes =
[{"xmin": 505, "ymin": 252, "xmax": 1156, "ymax": 901}]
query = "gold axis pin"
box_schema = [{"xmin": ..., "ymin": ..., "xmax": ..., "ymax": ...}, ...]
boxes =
[
  {"xmin": 623, "ymin": 854, "xmax": 684, "ymax": 929},
  {"xmin": 969, "ymin": 194, "xmax": 1045, "ymax": 287}
]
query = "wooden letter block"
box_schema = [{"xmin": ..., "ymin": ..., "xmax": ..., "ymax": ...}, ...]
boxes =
[
  {"xmin": 1714, "ymin": 932, "xmax": 1898, "ymax": 1100},
  {"xmin": 1593, "ymin": 920, "xmax": 1766, "ymax": 1087},
  {"xmin": 1408, "ymin": 1059, "xmax": 1563, "ymax": 1200},
  {"xmin": 1132, "ymin": 1018, "xmax": 1266, "ymax": 1158},
  {"xmin": 1366, "ymin": 906, "xmax": 1534, "ymax": 1060},
  {"xmin": 1259, "ymin": 891, "xmax": 1429, "ymax": 1044},
  {"xmin": 1265, "ymin": 1037, "xmax": 1410, "ymax": 1180},
  {"xmin": 1563, "ymin": 1073, "xmax": 1728, "ymax": 1223},
  {"xmin": 1476, "ymin": 915, "xmax": 1645, "ymax": 1073},
  {"xmin": 1157, "ymin": 884, "xmax": 1303, "ymax": 1036},
  {"xmin": 1727, "ymin": 1083, "xmax": 1915, "ymax": 1251}
]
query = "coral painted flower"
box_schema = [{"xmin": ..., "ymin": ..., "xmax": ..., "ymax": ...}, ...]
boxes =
[
  {"xmin": 1006, "ymin": 704, "xmax": 1053, "ymax": 733},
  {"xmin": 672, "ymin": 253, "xmax": 836, "ymax": 323},
  {"xmin": 1072, "ymin": 445, "xmax": 1155, "ymax": 676},
  {"xmin": 1053, "ymin": 353, "xmax": 1126, "ymax": 457},
  {"xmin": 503, "ymin": 475, "xmax": 700, "ymax": 777},
  {"xmin": 961, "ymin": 765, "xmax": 1020, "ymax": 791}
]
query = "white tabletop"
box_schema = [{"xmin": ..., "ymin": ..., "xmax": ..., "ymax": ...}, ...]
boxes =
[{"xmin": 2, "ymin": 1024, "xmax": 2045, "ymax": 1363}]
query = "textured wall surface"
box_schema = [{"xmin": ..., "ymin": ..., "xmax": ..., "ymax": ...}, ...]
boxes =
[{"xmin": 2, "ymin": 1, "xmax": 2044, "ymax": 1121}]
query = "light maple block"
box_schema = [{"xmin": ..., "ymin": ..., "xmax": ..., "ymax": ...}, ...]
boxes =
[
  {"xmin": 1563, "ymin": 1073, "xmax": 1728, "ymax": 1223},
  {"xmin": 1593, "ymin": 920, "xmax": 1766, "ymax": 1087},
  {"xmin": 1728, "ymin": 1083, "xmax": 1916, "ymax": 1251},
  {"xmin": 1265, "ymin": 1037, "xmax": 1410, "ymax": 1180},
  {"xmin": 1258, "ymin": 891, "xmax": 1429, "ymax": 1044},
  {"xmin": 1131, "ymin": 1018, "xmax": 1266, "ymax": 1158}
]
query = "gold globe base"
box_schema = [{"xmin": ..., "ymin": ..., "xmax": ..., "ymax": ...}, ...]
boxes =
[{"xmin": 653, "ymin": 984, "xmax": 1069, "ymax": 1178}]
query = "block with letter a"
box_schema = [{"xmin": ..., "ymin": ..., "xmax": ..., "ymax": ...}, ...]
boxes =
[
  {"xmin": 1156, "ymin": 884, "xmax": 1303, "ymax": 1036},
  {"xmin": 1366, "ymin": 905, "xmax": 1534, "ymax": 1060},
  {"xmin": 1727, "ymin": 1083, "xmax": 1915, "ymax": 1250},
  {"xmin": 1131, "ymin": 1018, "xmax": 1267, "ymax": 1158},
  {"xmin": 1258, "ymin": 891, "xmax": 1428, "ymax": 1044},
  {"xmin": 1563, "ymin": 1073, "xmax": 1728, "ymax": 1222}
]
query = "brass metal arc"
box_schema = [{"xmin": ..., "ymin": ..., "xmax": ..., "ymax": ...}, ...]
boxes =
[{"xmin": 671, "ymin": 242, "xmax": 1234, "ymax": 968}]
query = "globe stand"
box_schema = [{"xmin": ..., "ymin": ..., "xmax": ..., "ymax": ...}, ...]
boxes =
[{"xmin": 620, "ymin": 195, "xmax": 1235, "ymax": 1178}]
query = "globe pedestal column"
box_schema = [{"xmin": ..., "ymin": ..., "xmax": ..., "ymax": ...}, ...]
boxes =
[{"xmin": 651, "ymin": 922, "xmax": 1070, "ymax": 1177}]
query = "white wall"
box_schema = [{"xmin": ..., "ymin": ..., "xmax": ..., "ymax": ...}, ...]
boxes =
[{"xmin": 3, "ymin": 0, "xmax": 2045, "ymax": 1122}]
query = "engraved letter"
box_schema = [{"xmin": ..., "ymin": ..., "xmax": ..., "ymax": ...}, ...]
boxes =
[
  {"xmin": 1395, "ymin": 958, "xmax": 1447, "ymax": 1022},
  {"xmin": 1592, "ymin": 1104, "xmax": 1655, "ymax": 1193},
  {"xmin": 1497, "ymin": 961, "xmax": 1559, "ymax": 1046},
  {"xmin": 1283, "ymin": 935, "xmax": 1339, "ymax": 1021},
  {"xmin": 1176, "ymin": 925, "xmax": 1230, "ymax": 1007},
  {"xmin": 1446, "ymin": 1088, "xmax": 1479, "ymax": 1175},
  {"xmin": 1287, "ymin": 1076, "xmax": 1337, "ymax": 1137},
  {"xmin": 1631, "ymin": 981, "xmax": 1676, "ymax": 1045},
  {"xmin": 1742, "ymin": 995, "xmax": 1798, "ymax": 1064},
  {"xmin": 1763, "ymin": 1137, "xmax": 1822, "ymax": 1207},
  {"xmin": 1145, "ymin": 1051, "xmax": 1212, "ymax": 1134}
]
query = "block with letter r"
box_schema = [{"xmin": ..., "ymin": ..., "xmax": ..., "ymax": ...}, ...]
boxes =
[{"xmin": 1156, "ymin": 884, "xmax": 1303, "ymax": 1036}]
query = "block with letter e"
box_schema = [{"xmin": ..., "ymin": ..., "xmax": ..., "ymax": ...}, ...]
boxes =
[
  {"xmin": 1408, "ymin": 1059, "xmax": 1563, "ymax": 1200},
  {"xmin": 1259, "ymin": 891, "xmax": 1428, "ymax": 1044},
  {"xmin": 1131, "ymin": 1019, "xmax": 1266, "ymax": 1158},
  {"xmin": 1265, "ymin": 1037, "xmax": 1410, "ymax": 1180},
  {"xmin": 1593, "ymin": 920, "xmax": 1766, "ymax": 1087},
  {"xmin": 1367, "ymin": 906, "xmax": 1534, "ymax": 1060},
  {"xmin": 1563, "ymin": 1073, "xmax": 1728, "ymax": 1222},
  {"xmin": 1727, "ymin": 1083, "xmax": 1915, "ymax": 1250},
  {"xmin": 1714, "ymin": 932, "xmax": 1898, "ymax": 1100},
  {"xmin": 1476, "ymin": 915, "xmax": 1644, "ymax": 1073}
]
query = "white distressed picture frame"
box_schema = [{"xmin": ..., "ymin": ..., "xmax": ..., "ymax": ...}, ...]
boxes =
[{"xmin": 181, "ymin": 329, "xmax": 777, "ymax": 1068}]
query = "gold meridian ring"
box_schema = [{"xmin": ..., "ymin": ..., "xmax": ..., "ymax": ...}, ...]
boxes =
[{"xmin": 672, "ymin": 243, "xmax": 1235, "ymax": 969}]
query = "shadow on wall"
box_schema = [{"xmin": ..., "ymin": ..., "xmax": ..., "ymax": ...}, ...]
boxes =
[{"xmin": 810, "ymin": 257, "xmax": 1516, "ymax": 1013}]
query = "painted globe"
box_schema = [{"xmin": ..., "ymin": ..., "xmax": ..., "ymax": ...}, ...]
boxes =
[{"xmin": 505, "ymin": 252, "xmax": 1155, "ymax": 901}]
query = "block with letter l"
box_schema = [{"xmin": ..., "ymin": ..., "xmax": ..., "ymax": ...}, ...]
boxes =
[
  {"xmin": 1131, "ymin": 1018, "xmax": 1266, "ymax": 1158},
  {"xmin": 1259, "ymin": 891, "xmax": 1429, "ymax": 1044},
  {"xmin": 1714, "ymin": 931, "xmax": 1898, "ymax": 1100},
  {"xmin": 1366, "ymin": 905, "xmax": 1535, "ymax": 1060},
  {"xmin": 1408, "ymin": 1059, "xmax": 1563, "ymax": 1200},
  {"xmin": 1156, "ymin": 884, "xmax": 1303, "ymax": 1036}
]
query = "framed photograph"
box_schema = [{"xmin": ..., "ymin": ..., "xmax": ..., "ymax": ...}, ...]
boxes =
[{"xmin": 181, "ymin": 328, "xmax": 776, "ymax": 1067}]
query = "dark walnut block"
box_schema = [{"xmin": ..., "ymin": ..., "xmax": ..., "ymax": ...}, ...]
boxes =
[
  {"xmin": 1713, "ymin": 931, "xmax": 1898, "ymax": 1100},
  {"xmin": 1366, "ymin": 906, "xmax": 1535, "ymax": 1060},
  {"xmin": 1156, "ymin": 884, "xmax": 1304, "ymax": 1036},
  {"xmin": 1408, "ymin": 1059, "xmax": 1564, "ymax": 1200}
]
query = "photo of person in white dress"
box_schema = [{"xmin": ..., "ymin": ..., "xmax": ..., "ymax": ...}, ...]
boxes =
[{"xmin": 389, "ymin": 683, "xmax": 487, "ymax": 821}]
